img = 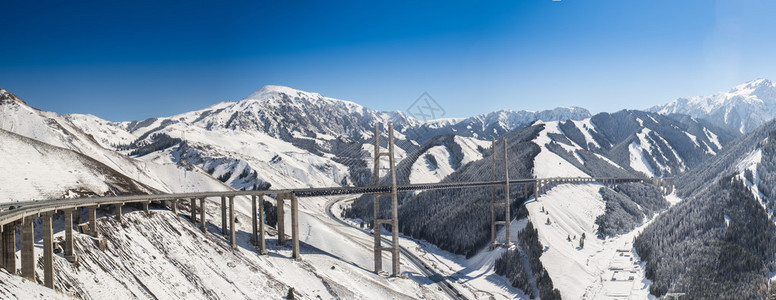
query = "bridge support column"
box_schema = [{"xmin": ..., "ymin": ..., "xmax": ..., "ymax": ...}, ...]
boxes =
[
  {"xmin": 388, "ymin": 123, "xmax": 400, "ymax": 276},
  {"xmin": 1, "ymin": 222, "xmax": 17, "ymax": 273},
  {"xmin": 524, "ymin": 183, "xmax": 529, "ymax": 199},
  {"xmin": 74, "ymin": 207, "xmax": 81, "ymax": 225},
  {"xmin": 257, "ymin": 195, "xmax": 267, "ymax": 254},
  {"xmin": 373, "ymin": 192, "xmax": 381, "ymax": 273},
  {"xmin": 291, "ymin": 193, "xmax": 300, "ymax": 261},
  {"xmin": 277, "ymin": 196, "xmax": 285, "ymax": 246},
  {"xmin": 371, "ymin": 123, "xmax": 401, "ymax": 275},
  {"xmin": 221, "ymin": 196, "xmax": 227, "ymax": 236},
  {"xmin": 534, "ymin": 180, "xmax": 539, "ymax": 199},
  {"xmin": 489, "ymin": 186, "xmax": 496, "ymax": 245},
  {"xmin": 229, "ymin": 196, "xmax": 236, "ymax": 249},
  {"xmin": 88, "ymin": 206, "xmax": 98, "ymax": 237},
  {"xmin": 63, "ymin": 209, "xmax": 77, "ymax": 263},
  {"xmin": 20, "ymin": 217, "xmax": 34, "ymax": 281},
  {"xmin": 190, "ymin": 198, "xmax": 197, "ymax": 223},
  {"xmin": 503, "ymin": 139, "xmax": 512, "ymax": 248},
  {"xmin": 171, "ymin": 199, "xmax": 178, "ymax": 215},
  {"xmin": 115, "ymin": 203, "xmax": 122, "ymax": 222},
  {"xmin": 200, "ymin": 198, "xmax": 207, "ymax": 232},
  {"xmin": 142, "ymin": 201, "xmax": 150, "ymax": 215},
  {"xmin": 372, "ymin": 124, "xmax": 383, "ymax": 274},
  {"xmin": 489, "ymin": 139, "xmax": 498, "ymax": 246},
  {"xmin": 251, "ymin": 195, "xmax": 258, "ymax": 245},
  {"xmin": 42, "ymin": 212, "xmax": 54, "ymax": 289}
]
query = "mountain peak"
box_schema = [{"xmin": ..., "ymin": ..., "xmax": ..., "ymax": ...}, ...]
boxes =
[
  {"xmin": 244, "ymin": 85, "xmax": 323, "ymax": 101},
  {"xmin": 730, "ymin": 78, "xmax": 774, "ymax": 93},
  {"xmin": 0, "ymin": 89, "xmax": 25, "ymax": 105}
]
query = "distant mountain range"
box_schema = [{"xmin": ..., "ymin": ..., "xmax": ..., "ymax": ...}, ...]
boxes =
[{"xmin": 651, "ymin": 78, "xmax": 776, "ymax": 134}]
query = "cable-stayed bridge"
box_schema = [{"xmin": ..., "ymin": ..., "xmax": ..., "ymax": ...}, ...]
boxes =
[{"xmin": 0, "ymin": 123, "xmax": 673, "ymax": 296}]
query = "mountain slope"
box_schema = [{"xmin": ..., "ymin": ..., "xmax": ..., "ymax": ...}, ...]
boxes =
[
  {"xmin": 0, "ymin": 129, "xmax": 154, "ymax": 202},
  {"xmin": 0, "ymin": 89, "xmax": 233, "ymax": 201},
  {"xmin": 635, "ymin": 120, "xmax": 776, "ymax": 298},
  {"xmin": 651, "ymin": 78, "xmax": 776, "ymax": 134}
]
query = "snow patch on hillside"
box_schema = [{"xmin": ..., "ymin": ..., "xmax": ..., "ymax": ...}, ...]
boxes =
[
  {"xmin": 572, "ymin": 119, "xmax": 603, "ymax": 149},
  {"xmin": 455, "ymin": 136, "xmax": 490, "ymax": 165},
  {"xmin": 409, "ymin": 145, "xmax": 455, "ymax": 184},
  {"xmin": 533, "ymin": 122, "xmax": 588, "ymax": 178},
  {"xmin": 525, "ymin": 184, "xmax": 653, "ymax": 299},
  {"xmin": 736, "ymin": 147, "xmax": 765, "ymax": 204}
]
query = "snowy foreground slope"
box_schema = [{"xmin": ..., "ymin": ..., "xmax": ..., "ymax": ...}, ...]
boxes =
[
  {"xmin": 525, "ymin": 184, "xmax": 654, "ymax": 299},
  {"xmin": 10, "ymin": 195, "xmax": 481, "ymax": 299}
]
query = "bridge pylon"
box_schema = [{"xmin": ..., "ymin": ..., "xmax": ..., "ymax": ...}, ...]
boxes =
[
  {"xmin": 372, "ymin": 122, "xmax": 400, "ymax": 276},
  {"xmin": 490, "ymin": 138, "xmax": 513, "ymax": 248}
]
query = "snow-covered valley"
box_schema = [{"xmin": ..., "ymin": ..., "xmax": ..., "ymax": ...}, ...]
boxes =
[{"xmin": 0, "ymin": 83, "xmax": 736, "ymax": 299}]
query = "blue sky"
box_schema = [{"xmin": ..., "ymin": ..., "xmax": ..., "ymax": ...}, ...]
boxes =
[{"xmin": 2, "ymin": 0, "xmax": 776, "ymax": 121}]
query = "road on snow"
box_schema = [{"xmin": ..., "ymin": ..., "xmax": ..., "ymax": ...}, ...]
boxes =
[{"xmin": 324, "ymin": 197, "xmax": 467, "ymax": 300}]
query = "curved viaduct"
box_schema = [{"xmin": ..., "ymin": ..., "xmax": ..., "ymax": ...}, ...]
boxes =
[{"xmin": 0, "ymin": 176, "xmax": 672, "ymax": 290}]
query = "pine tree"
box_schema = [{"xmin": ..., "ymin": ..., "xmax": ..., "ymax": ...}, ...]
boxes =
[{"xmin": 287, "ymin": 287, "xmax": 295, "ymax": 300}]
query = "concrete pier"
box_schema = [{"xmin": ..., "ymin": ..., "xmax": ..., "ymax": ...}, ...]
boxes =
[
  {"xmin": 257, "ymin": 195, "xmax": 267, "ymax": 254},
  {"xmin": 251, "ymin": 195, "xmax": 258, "ymax": 245},
  {"xmin": 277, "ymin": 195, "xmax": 285, "ymax": 246},
  {"xmin": 489, "ymin": 139, "xmax": 497, "ymax": 246},
  {"xmin": 291, "ymin": 193, "xmax": 300, "ymax": 260},
  {"xmin": 190, "ymin": 198, "xmax": 197, "ymax": 223},
  {"xmin": 142, "ymin": 201, "xmax": 150, "ymax": 214},
  {"xmin": 371, "ymin": 123, "xmax": 401, "ymax": 275},
  {"xmin": 88, "ymin": 206, "xmax": 98, "ymax": 237},
  {"xmin": 372, "ymin": 124, "xmax": 382, "ymax": 273},
  {"xmin": 20, "ymin": 217, "xmax": 34, "ymax": 281},
  {"xmin": 74, "ymin": 207, "xmax": 81, "ymax": 225},
  {"xmin": 115, "ymin": 203, "xmax": 122, "ymax": 222},
  {"xmin": 42, "ymin": 213, "xmax": 54, "ymax": 288},
  {"xmin": 388, "ymin": 123, "xmax": 400, "ymax": 276},
  {"xmin": 1, "ymin": 223, "xmax": 17, "ymax": 273},
  {"xmin": 229, "ymin": 196, "xmax": 236, "ymax": 249},
  {"xmin": 503, "ymin": 139, "xmax": 511, "ymax": 247},
  {"xmin": 221, "ymin": 196, "xmax": 227, "ymax": 236},
  {"xmin": 171, "ymin": 199, "xmax": 178, "ymax": 215},
  {"xmin": 63, "ymin": 209, "xmax": 77, "ymax": 263},
  {"xmin": 200, "ymin": 198, "xmax": 207, "ymax": 232}
]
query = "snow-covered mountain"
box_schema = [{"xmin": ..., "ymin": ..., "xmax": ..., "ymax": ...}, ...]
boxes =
[
  {"xmin": 650, "ymin": 78, "xmax": 776, "ymax": 134},
  {"xmin": 66, "ymin": 85, "xmax": 593, "ymax": 192},
  {"xmin": 0, "ymin": 89, "xmax": 232, "ymax": 202},
  {"xmin": 530, "ymin": 110, "xmax": 736, "ymax": 178}
]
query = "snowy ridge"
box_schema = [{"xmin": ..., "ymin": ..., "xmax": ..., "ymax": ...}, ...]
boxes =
[{"xmin": 405, "ymin": 106, "xmax": 592, "ymax": 142}]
